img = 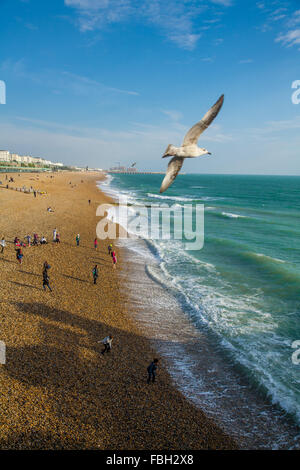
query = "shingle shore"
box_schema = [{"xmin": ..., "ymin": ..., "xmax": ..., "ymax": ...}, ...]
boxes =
[{"xmin": 0, "ymin": 171, "xmax": 237, "ymax": 449}]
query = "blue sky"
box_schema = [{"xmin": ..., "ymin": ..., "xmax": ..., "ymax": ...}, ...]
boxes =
[{"xmin": 1, "ymin": 0, "xmax": 300, "ymax": 173}]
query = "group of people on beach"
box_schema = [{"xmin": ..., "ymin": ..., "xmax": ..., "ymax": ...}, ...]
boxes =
[
  {"xmin": 0, "ymin": 188, "xmax": 159, "ymax": 383},
  {"xmin": 1, "ymin": 233, "xmax": 51, "ymax": 264}
]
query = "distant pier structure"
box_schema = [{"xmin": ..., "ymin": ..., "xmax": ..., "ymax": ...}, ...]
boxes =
[{"xmin": 108, "ymin": 165, "xmax": 164, "ymax": 175}]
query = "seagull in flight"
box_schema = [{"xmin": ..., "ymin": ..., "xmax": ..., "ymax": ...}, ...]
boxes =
[{"xmin": 160, "ymin": 94, "xmax": 224, "ymax": 193}]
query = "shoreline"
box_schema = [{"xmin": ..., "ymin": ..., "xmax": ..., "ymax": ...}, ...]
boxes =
[
  {"xmin": 0, "ymin": 170, "xmax": 236, "ymax": 449},
  {"xmin": 99, "ymin": 174, "xmax": 300, "ymax": 450}
]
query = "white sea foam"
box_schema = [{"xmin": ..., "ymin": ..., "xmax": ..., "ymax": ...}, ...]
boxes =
[
  {"xmin": 221, "ymin": 211, "xmax": 247, "ymax": 219},
  {"xmin": 147, "ymin": 193, "xmax": 194, "ymax": 202},
  {"xmin": 253, "ymin": 253, "xmax": 286, "ymax": 263}
]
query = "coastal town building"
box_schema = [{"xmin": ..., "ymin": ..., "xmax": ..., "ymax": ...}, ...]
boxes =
[
  {"xmin": 0, "ymin": 150, "xmax": 10, "ymax": 162},
  {"xmin": 0, "ymin": 149, "xmax": 63, "ymax": 167}
]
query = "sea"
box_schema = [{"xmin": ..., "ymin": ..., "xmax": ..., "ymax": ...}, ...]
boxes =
[{"xmin": 99, "ymin": 173, "xmax": 300, "ymax": 449}]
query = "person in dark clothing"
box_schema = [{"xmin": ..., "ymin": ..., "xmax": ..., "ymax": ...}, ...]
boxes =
[
  {"xmin": 147, "ymin": 359, "xmax": 159, "ymax": 384},
  {"xmin": 99, "ymin": 335, "xmax": 113, "ymax": 354},
  {"xmin": 43, "ymin": 269, "xmax": 52, "ymax": 291},
  {"xmin": 92, "ymin": 265, "xmax": 98, "ymax": 284},
  {"xmin": 43, "ymin": 261, "xmax": 51, "ymax": 272}
]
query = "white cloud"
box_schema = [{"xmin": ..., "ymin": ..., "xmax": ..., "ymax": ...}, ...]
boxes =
[
  {"xmin": 161, "ymin": 109, "xmax": 183, "ymax": 122},
  {"xmin": 257, "ymin": 4, "xmax": 300, "ymax": 50},
  {"xmin": 62, "ymin": 71, "xmax": 139, "ymax": 96},
  {"xmin": 275, "ymin": 29, "xmax": 300, "ymax": 47},
  {"xmin": 0, "ymin": 59, "xmax": 139, "ymax": 97},
  {"xmin": 214, "ymin": 38, "xmax": 224, "ymax": 45},
  {"xmin": 286, "ymin": 9, "xmax": 300, "ymax": 28},
  {"xmin": 210, "ymin": 0, "xmax": 232, "ymax": 5},
  {"xmin": 64, "ymin": 0, "xmax": 233, "ymax": 50}
]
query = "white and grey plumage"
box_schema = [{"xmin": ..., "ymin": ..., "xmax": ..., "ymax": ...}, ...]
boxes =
[{"xmin": 160, "ymin": 94, "xmax": 224, "ymax": 193}]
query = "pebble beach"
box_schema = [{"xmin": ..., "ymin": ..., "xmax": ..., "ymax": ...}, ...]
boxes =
[{"xmin": 0, "ymin": 171, "xmax": 237, "ymax": 450}]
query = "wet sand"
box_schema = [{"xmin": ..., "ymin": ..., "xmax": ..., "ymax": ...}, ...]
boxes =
[{"xmin": 0, "ymin": 171, "xmax": 237, "ymax": 449}]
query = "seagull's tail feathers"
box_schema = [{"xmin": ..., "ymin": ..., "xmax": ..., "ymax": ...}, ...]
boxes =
[{"xmin": 162, "ymin": 144, "xmax": 173, "ymax": 158}]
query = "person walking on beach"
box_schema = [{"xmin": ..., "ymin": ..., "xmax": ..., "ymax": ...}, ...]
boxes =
[
  {"xmin": 147, "ymin": 359, "xmax": 159, "ymax": 384},
  {"xmin": 92, "ymin": 264, "xmax": 98, "ymax": 284},
  {"xmin": 108, "ymin": 243, "xmax": 113, "ymax": 256},
  {"xmin": 55, "ymin": 232, "xmax": 60, "ymax": 243},
  {"xmin": 112, "ymin": 251, "xmax": 117, "ymax": 269},
  {"xmin": 43, "ymin": 261, "xmax": 51, "ymax": 272},
  {"xmin": 99, "ymin": 335, "xmax": 113, "ymax": 354},
  {"xmin": 94, "ymin": 238, "xmax": 98, "ymax": 250},
  {"xmin": 53, "ymin": 228, "xmax": 57, "ymax": 242},
  {"xmin": 16, "ymin": 247, "xmax": 23, "ymax": 265},
  {"xmin": 76, "ymin": 233, "xmax": 80, "ymax": 246},
  {"xmin": 42, "ymin": 269, "xmax": 52, "ymax": 292},
  {"xmin": 0, "ymin": 237, "xmax": 6, "ymax": 254},
  {"xmin": 25, "ymin": 234, "xmax": 31, "ymax": 247}
]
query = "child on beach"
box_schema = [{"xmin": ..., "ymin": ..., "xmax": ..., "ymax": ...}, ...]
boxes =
[
  {"xmin": 92, "ymin": 265, "xmax": 98, "ymax": 285},
  {"xmin": 55, "ymin": 233, "xmax": 60, "ymax": 243},
  {"xmin": 112, "ymin": 251, "xmax": 117, "ymax": 269},
  {"xmin": 33, "ymin": 233, "xmax": 39, "ymax": 246},
  {"xmin": 76, "ymin": 234, "xmax": 80, "ymax": 246},
  {"xmin": 16, "ymin": 247, "xmax": 23, "ymax": 264},
  {"xmin": 25, "ymin": 235, "xmax": 31, "ymax": 246},
  {"xmin": 99, "ymin": 335, "xmax": 113, "ymax": 354},
  {"xmin": 108, "ymin": 244, "xmax": 113, "ymax": 256},
  {"xmin": 40, "ymin": 236, "xmax": 47, "ymax": 245},
  {"xmin": 0, "ymin": 237, "xmax": 6, "ymax": 254},
  {"xmin": 94, "ymin": 238, "xmax": 98, "ymax": 250}
]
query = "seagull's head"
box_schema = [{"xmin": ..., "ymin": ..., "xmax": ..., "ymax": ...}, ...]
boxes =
[
  {"xmin": 162, "ymin": 144, "xmax": 175, "ymax": 158},
  {"xmin": 199, "ymin": 148, "xmax": 211, "ymax": 156}
]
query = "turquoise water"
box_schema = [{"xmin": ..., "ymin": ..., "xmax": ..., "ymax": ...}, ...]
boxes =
[{"xmin": 102, "ymin": 173, "xmax": 300, "ymax": 442}]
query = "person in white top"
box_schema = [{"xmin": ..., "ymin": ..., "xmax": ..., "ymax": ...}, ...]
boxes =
[
  {"xmin": 99, "ymin": 335, "xmax": 113, "ymax": 354},
  {"xmin": 53, "ymin": 228, "xmax": 57, "ymax": 242},
  {"xmin": 0, "ymin": 237, "xmax": 5, "ymax": 254}
]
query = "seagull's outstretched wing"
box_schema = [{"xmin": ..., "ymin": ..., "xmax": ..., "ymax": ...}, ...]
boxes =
[
  {"xmin": 160, "ymin": 157, "xmax": 184, "ymax": 193},
  {"xmin": 182, "ymin": 94, "xmax": 224, "ymax": 146}
]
